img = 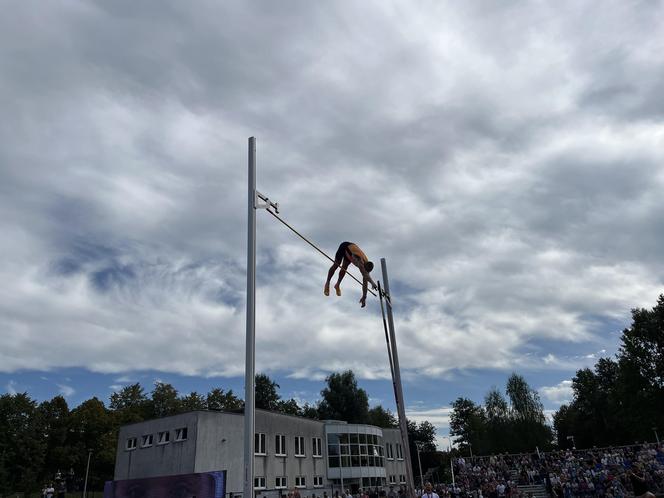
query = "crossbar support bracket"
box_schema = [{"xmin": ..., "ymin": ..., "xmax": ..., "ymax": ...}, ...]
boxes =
[{"xmin": 256, "ymin": 190, "xmax": 279, "ymax": 212}]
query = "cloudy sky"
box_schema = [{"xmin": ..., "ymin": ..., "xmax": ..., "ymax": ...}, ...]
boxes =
[{"xmin": 2, "ymin": 0, "xmax": 663, "ymax": 448}]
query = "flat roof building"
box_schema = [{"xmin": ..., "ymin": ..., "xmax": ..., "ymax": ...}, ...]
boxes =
[{"xmin": 114, "ymin": 409, "xmax": 409, "ymax": 497}]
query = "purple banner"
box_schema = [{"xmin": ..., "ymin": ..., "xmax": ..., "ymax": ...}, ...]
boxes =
[{"xmin": 104, "ymin": 470, "xmax": 226, "ymax": 498}]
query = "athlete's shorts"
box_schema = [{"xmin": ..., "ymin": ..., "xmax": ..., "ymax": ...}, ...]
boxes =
[{"xmin": 335, "ymin": 241, "xmax": 353, "ymax": 264}]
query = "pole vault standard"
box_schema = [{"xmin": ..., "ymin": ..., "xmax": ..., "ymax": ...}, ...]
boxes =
[
  {"xmin": 381, "ymin": 259, "xmax": 416, "ymax": 496},
  {"xmin": 243, "ymin": 137, "xmax": 414, "ymax": 497},
  {"xmin": 243, "ymin": 137, "xmax": 256, "ymax": 498},
  {"xmin": 244, "ymin": 138, "xmax": 279, "ymax": 498}
]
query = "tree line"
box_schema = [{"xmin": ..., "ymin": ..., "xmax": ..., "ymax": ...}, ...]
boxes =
[
  {"xmin": 449, "ymin": 294, "xmax": 664, "ymax": 456},
  {"xmin": 0, "ymin": 369, "xmax": 435, "ymax": 494},
  {"xmin": 553, "ymin": 294, "xmax": 664, "ymax": 448},
  {"xmin": 449, "ymin": 372, "xmax": 553, "ymax": 455}
]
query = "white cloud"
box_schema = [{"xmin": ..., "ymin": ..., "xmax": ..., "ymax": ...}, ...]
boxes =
[
  {"xmin": 57, "ymin": 384, "xmax": 76, "ymax": 398},
  {"xmin": 1, "ymin": 0, "xmax": 663, "ymax": 384},
  {"xmin": 540, "ymin": 380, "xmax": 574, "ymax": 406},
  {"xmin": 5, "ymin": 380, "xmax": 18, "ymax": 395}
]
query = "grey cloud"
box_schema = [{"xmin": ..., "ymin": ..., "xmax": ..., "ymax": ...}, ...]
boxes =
[{"xmin": 1, "ymin": 0, "xmax": 663, "ymax": 379}]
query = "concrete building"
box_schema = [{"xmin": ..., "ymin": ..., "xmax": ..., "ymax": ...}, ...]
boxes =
[{"xmin": 114, "ymin": 409, "xmax": 409, "ymax": 497}]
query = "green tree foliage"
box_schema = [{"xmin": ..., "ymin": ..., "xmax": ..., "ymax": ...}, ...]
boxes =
[
  {"xmin": 180, "ymin": 391, "xmax": 207, "ymax": 411},
  {"xmin": 206, "ymin": 388, "xmax": 243, "ymax": 411},
  {"xmin": 318, "ymin": 370, "xmax": 369, "ymax": 423},
  {"xmin": 150, "ymin": 382, "xmax": 181, "ymax": 418},
  {"xmin": 449, "ymin": 398, "xmax": 486, "ymax": 454},
  {"xmin": 277, "ymin": 398, "xmax": 302, "ymax": 416},
  {"xmin": 38, "ymin": 396, "xmax": 71, "ymax": 483},
  {"xmin": 552, "ymin": 294, "xmax": 664, "ymax": 447},
  {"xmin": 300, "ymin": 402, "xmax": 319, "ymax": 420},
  {"xmin": 255, "ymin": 373, "xmax": 281, "ymax": 411},
  {"xmin": 408, "ymin": 420, "xmax": 437, "ymax": 452},
  {"xmin": 109, "ymin": 383, "xmax": 151, "ymax": 423},
  {"xmin": 0, "ymin": 392, "xmax": 45, "ymax": 494},
  {"xmin": 69, "ymin": 398, "xmax": 116, "ymax": 490},
  {"xmin": 367, "ymin": 405, "xmax": 398, "ymax": 428},
  {"xmin": 450, "ymin": 375, "xmax": 553, "ymax": 455}
]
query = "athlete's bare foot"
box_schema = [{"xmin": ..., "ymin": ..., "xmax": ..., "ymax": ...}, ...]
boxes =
[
  {"xmin": 324, "ymin": 284, "xmax": 330, "ymax": 296},
  {"xmin": 334, "ymin": 285, "xmax": 341, "ymax": 296}
]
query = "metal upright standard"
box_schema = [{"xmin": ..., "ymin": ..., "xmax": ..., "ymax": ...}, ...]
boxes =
[
  {"xmin": 243, "ymin": 137, "xmax": 257, "ymax": 498},
  {"xmin": 381, "ymin": 258, "xmax": 416, "ymax": 497},
  {"xmin": 244, "ymin": 138, "xmax": 279, "ymax": 498}
]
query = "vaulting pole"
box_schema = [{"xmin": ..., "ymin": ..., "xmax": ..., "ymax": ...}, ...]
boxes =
[
  {"xmin": 381, "ymin": 258, "xmax": 416, "ymax": 498},
  {"xmin": 243, "ymin": 137, "xmax": 257, "ymax": 498}
]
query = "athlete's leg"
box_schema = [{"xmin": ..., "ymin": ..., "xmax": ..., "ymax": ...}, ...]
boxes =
[
  {"xmin": 334, "ymin": 259, "xmax": 350, "ymax": 296},
  {"xmin": 324, "ymin": 262, "xmax": 339, "ymax": 296}
]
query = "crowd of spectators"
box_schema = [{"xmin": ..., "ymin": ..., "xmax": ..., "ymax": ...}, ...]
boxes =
[{"xmin": 431, "ymin": 444, "xmax": 664, "ymax": 498}]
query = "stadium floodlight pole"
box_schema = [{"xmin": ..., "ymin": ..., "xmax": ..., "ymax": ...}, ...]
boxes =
[
  {"xmin": 82, "ymin": 449, "xmax": 92, "ymax": 498},
  {"xmin": 243, "ymin": 137, "xmax": 257, "ymax": 498},
  {"xmin": 381, "ymin": 258, "xmax": 416, "ymax": 498},
  {"xmin": 415, "ymin": 441, "xmax": 424, "ymax": 489},
  {"xmin": 446, "ymin": 437, "xmax": 455, "ymax": 487}
]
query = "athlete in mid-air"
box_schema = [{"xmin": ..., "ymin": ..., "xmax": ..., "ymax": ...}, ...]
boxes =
[{"xmin": 324, "ymin": 241, "xmax": 377, "ymax": 308}]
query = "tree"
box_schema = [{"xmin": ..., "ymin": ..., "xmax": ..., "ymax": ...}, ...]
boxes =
[
  {"xmin": 619, "ymin": 294, "xmax": 664, "ymax": 389},
  {"xmin": 367, "ymin": 405, "xmax": 398, "ymax": 428},
  {"xmin": 109, "ymin": 383, "xmax": 151, "ymax": 423},
  {"xmin": 277, "ymin": 398, "xmax": 302, "ymax": 416},
  {"xmin": 300, "ymin": 403, "xmax": 319, "ymax": 420},
  {"xmin": 68, "ymin": 398, "xmax": 115, "ymax": 491},
  {"xmin": 206, "ymin": 388, "xmax": 243, "ymax": 411},
  {"xmin": 150, "ymin": 382, "xmax": 181, "ymax": 418},
  {"xmin": 180, "ymin": 392, "xmax": 207, "ymax": 411},
  {"xmin": 38, "ymin": 396, "xmax": 71, "ymax": 484},
  {"xmin": 484, "ymin": 388, "xmax": 509, "ymax": 453},
  {"xmin": 506, "ymin": 373, "xmax": 545, "ymax": 423},
  {"xmin": 449, "ymin": 397, "xmax": 486, "ymax": 453},
  {"xmin": 318, "ymin": 370, "xmax": 369, "ymax": 424},
  {"xmin": 0, "ymin": 393, "xmax": 45, "ymax": 494},
  {"xmin": 505, "ymin": 373, "xmax": 552, "ymax": 452},
  {"xmin": 255, "ymin": 373, "xmax": 281, "ymax": 411}
]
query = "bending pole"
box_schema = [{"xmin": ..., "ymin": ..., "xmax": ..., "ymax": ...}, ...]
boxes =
[
  {"xmin": 381, "ymin": 258, "xmax": 416, "ymax": 498},
  {"xmin": 243, "ymin": 137, "xmax": 256, "ymax": 498}
]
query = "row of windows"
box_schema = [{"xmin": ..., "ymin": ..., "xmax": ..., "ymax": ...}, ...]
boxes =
[
  {"xmin": 385, "ymin": 442, "xmax": 404, "ymax": 460},
  {"xmin": 327, "ymin": 433, "xmax": 382, "ymax": 445},
  {"xmin": 255, "ymin": 434, "xmax": 323, "ymax": 457},
  {"xmin": 328, "ymin": 455, "xmax": 386, "ymax": 468},
  {"xmin": 126, "ymin": 427, "xmax": 187, "ymax": 450},
  {"xmin": 388, "ymin": 475, "xmax": 407, "ymax": 485},
  {"xmin": 254, "ymin": 475, "xmax": 324, "ymax": 489}
]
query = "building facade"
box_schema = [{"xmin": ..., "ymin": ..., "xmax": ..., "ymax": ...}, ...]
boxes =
[{"xmin": 114, "ymin": 410, "xmax": 409, "ymax": 497}]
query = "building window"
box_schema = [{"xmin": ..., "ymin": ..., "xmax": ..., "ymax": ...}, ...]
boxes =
[
  {"xmin": 386, "ymin": 443, "xmax": 394, "ymax": 459},
  {"xmin": 275, "ymin": 434, "xmax": 286, "ymax": 456},
  {"xmin": 275, "ymin": 476, "xmax": 287, "ymax": 489},
  {"xmin": 140, "ymin": 434, "xmax": 153, "ymax": 448},
  {"xmin": 312, "ymin": 437, "xmax": 322, "ymax": 457},
  {"xmin": 254, "ymin": 476, "xmax": 266, "ymax": 489},
  {"xmin": 389, "ymin": 475, "xmax": 396, "ymax": 485},
  {"xmin": 254, "ymin": 433, "xmax": 266, "ymax": 455},
  {"xmin": 157, "ymin": 431, "xmax": 170, "ymax": 445},
  {"xmin": 175, "ymin": 427, "xmax": 188, "ymax": 441},
  {"xmin": 295, "ymin": 476, "xmax": 306, "ymax": 488},
  {"xmin": 294, "ymin": 436, "xmax": 305, "ymax": 457},
  {"xmin": 314, "ymin": 476, "xmax": 323, "ymax": 488},
  {"xmin": 126, "ymin": 437, "xmax": 137, "ymax": 450},
  {"xmin": 399, "ymin": 475, "xmax": 406, "ymax": 484},
  {"xmin": 396, "ymin": 443, "xmax": 404, "ymax": 460}
]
